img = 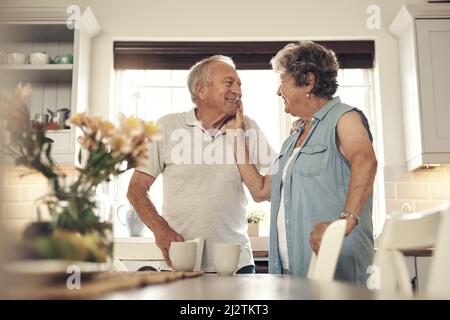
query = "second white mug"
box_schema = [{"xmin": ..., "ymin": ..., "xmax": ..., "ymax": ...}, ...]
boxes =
[
  {"xmin": 29, "ymin": 52, "xmax": 50, "ymax": 65},
  {"xmin": 213, "ymin": 243, "xmax": 241, "ymax": 276}
]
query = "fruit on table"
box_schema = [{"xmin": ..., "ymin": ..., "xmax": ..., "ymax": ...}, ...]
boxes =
[{"xmin": 23, "ymin": 228, "xmax": 110, "ymax": 262}]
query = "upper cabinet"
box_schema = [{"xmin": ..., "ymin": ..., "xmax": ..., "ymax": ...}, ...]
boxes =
[
  {"xmin": 389, "ymin": 4, "xmax": 450, "ymax": 171},
  {"xmin": 0, "ymin": 6, "xmax": 100, "ymax": 165}
]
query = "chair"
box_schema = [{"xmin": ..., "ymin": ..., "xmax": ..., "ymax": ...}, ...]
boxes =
[
  {"xmin": 426, "ymin": 206, "xmax": 450, "ymax": 297},
  {"xmin": 307, "ymin": 219, "xmax": 347, "ymax": 281},
  {"xmin": 373, "ymin": 207, "xmax": 444, "ymax": 297}
]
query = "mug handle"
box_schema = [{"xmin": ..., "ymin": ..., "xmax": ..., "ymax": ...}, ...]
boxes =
[{"xmin": 116, "ymin": 203, "xmax": 127, "ymax": 226}]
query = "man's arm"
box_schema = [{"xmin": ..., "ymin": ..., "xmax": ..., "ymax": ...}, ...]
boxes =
[
  {"xmin": 310, "ymin": 111, "xmax": 377, "ymax": 253},
  {"xmin": 127, "ymin": 170, "xmax": 184, "ymax": 267}
]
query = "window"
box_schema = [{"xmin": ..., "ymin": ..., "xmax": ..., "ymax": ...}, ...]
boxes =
[
  {"xmin": 113, "ymin": 67, "xmax": 383, "ymax": 237},
  {"xmin": 112, "ymin": 40, "xmax": 381, "ymax": 238}
]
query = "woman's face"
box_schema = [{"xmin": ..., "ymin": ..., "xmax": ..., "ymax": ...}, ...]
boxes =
[{"xmin": 277, "ymin": 73, "xmax": 309, "ymax": 117}]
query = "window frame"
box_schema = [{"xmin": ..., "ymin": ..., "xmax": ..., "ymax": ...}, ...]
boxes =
[{"xmin": 114, "ymin": 41, "xmax": 375, "ymax": 70}]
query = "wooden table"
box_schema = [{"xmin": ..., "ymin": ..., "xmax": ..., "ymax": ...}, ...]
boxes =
[{"xmin": 103, "ymin": 274, "xmax": 402, "ymax": 300}]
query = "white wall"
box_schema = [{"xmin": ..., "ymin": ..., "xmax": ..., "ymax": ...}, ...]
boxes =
[
  {"xmin": 6, "ymin": 0, "xmax": 450, "ymax": 235},
  {"xmin": 1, "ymin": 0, "xmax": 428, "ymax": 177},
  {"xmin": 385, "ymin": 166, "xmax": 450, "ymax": 213}
]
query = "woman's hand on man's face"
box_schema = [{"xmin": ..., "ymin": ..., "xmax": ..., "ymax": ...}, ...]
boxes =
[{"xmin": 225, "ymin": 101, "xmax": 245, "ymax": 130}]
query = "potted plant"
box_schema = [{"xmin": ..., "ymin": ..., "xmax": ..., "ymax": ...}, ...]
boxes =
[{"xmin": 246, "ymin": 209, "xmax": 268, "ymax": 237}]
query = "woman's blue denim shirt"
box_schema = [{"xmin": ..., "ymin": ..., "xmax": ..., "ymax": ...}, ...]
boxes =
[{"xmin": 269, "ymin": 97, "xmax": 374, "ymax": 284}]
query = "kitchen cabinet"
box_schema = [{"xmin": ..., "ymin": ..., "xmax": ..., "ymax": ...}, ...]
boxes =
[
  {"xmin": 389, "ymin": 4, "xmax": 450, "ymax": 170},
  {"xmin": 114, "ymin": 237, "xmax": 165, "ymax": 271},
  {"xmin": 114, "ymin": 237, "xmax": 164, "ymax": 260},
  {"xmin": 0, "ymin": 6, "xmax": 100, "ymax": 165},
  {"xmin": 114, "ymin": 236, "xmax": 270, "ymax": 272}
]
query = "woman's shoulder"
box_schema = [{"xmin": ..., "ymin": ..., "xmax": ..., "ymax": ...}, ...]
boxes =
[
  {"xmin": 328, "ymin": 100, "xmax": 371, "ymax": 124},
  {"xmin": 331, "ymin": 100, "xmax": 357, "ymax": 114}
]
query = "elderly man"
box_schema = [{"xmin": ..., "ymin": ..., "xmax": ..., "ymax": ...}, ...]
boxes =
[{"xmin": 127, "ymin": 55, "xmax": 275, "ymax": 273}]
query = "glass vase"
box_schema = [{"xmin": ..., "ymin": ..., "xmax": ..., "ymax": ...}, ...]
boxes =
[{"xmin": 24, "ymin": 183, "xmax": 113, "ymax": 266}]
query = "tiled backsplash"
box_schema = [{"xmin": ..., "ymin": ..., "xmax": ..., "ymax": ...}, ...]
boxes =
[
  {"xmin": 0, "ymin": 166, "xmax": 78, "ymax": 232},
  {"xmin": 385, "ymin": 165, "xmax": 450, "ymax": 214},
  {"xmin": 2, "ymin": 165, "xmax": 450, "ymax": 233}
]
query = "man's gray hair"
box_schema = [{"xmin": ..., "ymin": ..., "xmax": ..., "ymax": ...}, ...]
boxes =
[{"xmin": 187, "ymin": 55, "xmax": 236, "ymax": 103}]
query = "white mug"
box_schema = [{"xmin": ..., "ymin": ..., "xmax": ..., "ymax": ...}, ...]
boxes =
[
  {"xmin": 29, "ymin": 52, "xmax": 49, "ymax": 65},
  {"xmin": 169, "ymin": 241, "xmax": 197, "ymax": 272},
  {"xmin": 213, "ymin": 243, "xmax": 241, "ymax": 275},
  {"xmin": 7, "ymin": 53, "xmax": 26, "ymax": 65}
]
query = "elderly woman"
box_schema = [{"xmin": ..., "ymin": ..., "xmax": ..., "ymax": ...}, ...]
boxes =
[{"xmin": 226, "ymin": 41, "xmax": 377, "ymax": 284}]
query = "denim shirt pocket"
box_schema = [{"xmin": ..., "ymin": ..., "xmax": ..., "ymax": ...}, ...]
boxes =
[{"xmin": 292, "ymin": 144, "xmax": 328, "ymax": 177}]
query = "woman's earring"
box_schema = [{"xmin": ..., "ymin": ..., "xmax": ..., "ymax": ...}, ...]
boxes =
[{"xmin": 306, "ymin": 93, "xmax": 311, "ymax": 99}]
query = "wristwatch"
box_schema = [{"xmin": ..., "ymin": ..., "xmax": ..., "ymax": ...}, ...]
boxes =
[{"xmin": 339, "ymin": 211, "xmax": 359, "ymax": 225}]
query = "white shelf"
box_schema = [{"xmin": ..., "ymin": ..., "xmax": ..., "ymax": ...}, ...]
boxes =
[
  {"xmin": 0, "ymin": 6, "xmax": 100, "ymax": 166},
  {"xmin": 0, "ymin": 64, "xmax": 73, "ymax": 82},
  {"xmin": 0, "ymin": 64, "xmax": 72, "ymax": 70}
]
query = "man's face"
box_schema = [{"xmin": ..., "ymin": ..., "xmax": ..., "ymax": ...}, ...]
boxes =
[{"xmin": 201, "ymin": 62, "xmax": 242, "ymax": 116}]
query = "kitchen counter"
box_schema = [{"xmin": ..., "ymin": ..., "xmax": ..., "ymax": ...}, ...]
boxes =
[
  {"xmin": 114, "ymin": 236, "xmax": 269, "ymax": 260},
  {"xmin": 402, "ymin": 249, "xmax": 433, "ymax": 257},
  {"xmin": 103, "ymin": 274, "xmax": 401, "ymax": 300},
  {"xmin": 373, "ymin": 247, "xmax": 434, "ymax": 257}
]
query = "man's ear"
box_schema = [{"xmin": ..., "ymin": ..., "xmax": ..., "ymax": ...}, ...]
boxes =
[{"xmin": 197, "ymin": 83, "xmax": 208, "ymax": 101}]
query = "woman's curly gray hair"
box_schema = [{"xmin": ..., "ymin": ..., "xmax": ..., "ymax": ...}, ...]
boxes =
[{"xmin": 271, "ymin": 41, "xmax": 339, "ymax": 99}]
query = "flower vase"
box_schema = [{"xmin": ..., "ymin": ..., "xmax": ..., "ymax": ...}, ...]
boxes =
[{"xmin": 24, "ymin": 186, "xmax": 114, "ymax": 267}]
